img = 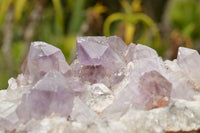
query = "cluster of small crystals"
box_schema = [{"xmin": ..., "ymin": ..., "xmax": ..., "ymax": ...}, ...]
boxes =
[{"xmin": 1, "ymin": 36, "xmax": 200, "ymax": 132}]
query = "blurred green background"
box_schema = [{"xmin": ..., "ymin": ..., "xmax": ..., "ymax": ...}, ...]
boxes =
[{"xmin": 0, "ymin": 0, "xmax": 200, "ymax": 89}]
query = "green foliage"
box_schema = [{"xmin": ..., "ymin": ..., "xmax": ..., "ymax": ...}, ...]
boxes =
[
  {"xmin": 14, "ymin": 0, "xmax": 27, "ymax": 22},
  {"xmin": 67, "ymin": 0, "xmax": 86, "ymax": 34},
  {"xmin": 0, "ymin": 0, "xmax": 12, "ymax": 25},
  {"xmin": 52, "ymin": 0, "xmax": 64, "ymax": 30},
  {"xmin": 170, "ymin": 0, "xmax": 200, "ymax": 39}
]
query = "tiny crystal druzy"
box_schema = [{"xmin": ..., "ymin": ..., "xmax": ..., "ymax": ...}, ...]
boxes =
[{"xmin": 1, "ymin": 36, "xmax": 200, "ymax": 132}]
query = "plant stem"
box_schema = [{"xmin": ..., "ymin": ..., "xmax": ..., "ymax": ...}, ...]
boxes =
[
  {"xmin": 1, "ymin": 7, "xmax": 14, "ymax": 76},
  {"xmin": 67, "ymin": 0, "xmax": 85, "ymax": 34}
]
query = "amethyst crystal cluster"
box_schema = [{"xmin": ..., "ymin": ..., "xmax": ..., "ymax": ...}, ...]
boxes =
[{"xmin": 1, "ymin": 36, "xmax": 200, "ymax": 133}]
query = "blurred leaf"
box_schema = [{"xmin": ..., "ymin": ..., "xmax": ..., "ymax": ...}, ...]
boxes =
[
  {"xmin": 170, "ymin": 0, "xmax": 200, "ymax": 41},
  {"xmin": 11, "ymin": 42, "xmax": 23, "ymax": 65},
  {"xmin": 131, "ymin": 0, "xmax": 142, "ymax": 12},
  {"xmin": 137, "ymin": 25, "xmax": 150, "ymax": 44},
  {"xmin": 14, "ymin": 0, "xmax": 26, "ymax": 22},
  {"xmin": 103, "ymin": 13, "xmax": 124, "ymax": 36},
  {"xmin": 0, "ymin": 72, "xmax": 9, "ymax": 89},
  {"xmin": 129, "ymin": 13, "xmax": 161, "ymax": 49},
  {"xmin": 125, "ymin": 23, "xmax": 135, "ymax": 44},
  {"xmin": 62, "ymin": 35, "xmax": 76, "ymax": 63},
  {"xmin": 93, "ymin": 3, "xmax": 107, "ymax": 14},
  {"xmin": 170, "ymin": 0, "xmax": 199, "ymax": 29},
  {"xmin": 52, "ymin": 0, "xmax": 64, "ymax": 30},
  {"xmin": 0, "ymin": 0, "xmax": 13, "ymax": 25},
  {"xmin": 183, "ymin": 23, "xmax": 195, "ymax": 37},
  {"xmin": 64, "ymin": 35, "xmax": 76, "ymax": 55},
  {"xmin": 67, "ymin": 0, "xmax": 85, "ymax": 34},
  {"xmin": 0, "ymin": 53, "xmax": 9, "ymax": 89},
  {"xmin": 120, "ymin": 0, "xmax": 132, "ymax": 14},
  {"xmin": 66, "ymin": 0, "xmax": 74, "ymax": 10},
  {"xmin": 104, "ymin": 13, "xmax": 161, "ymax": 49}
]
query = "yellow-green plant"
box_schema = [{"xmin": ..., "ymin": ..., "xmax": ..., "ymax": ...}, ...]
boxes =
[
  {"xmin": 103, "ymin": 0, "xmax": 161, "ymax": 50},
  {"xmin": 0, "ymin": 0, "xmax": 65, "ymax": 29}
]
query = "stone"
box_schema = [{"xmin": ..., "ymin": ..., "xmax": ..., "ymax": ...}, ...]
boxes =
[
  {"xmin": 1, "ymin": 37, "xmax": 200, "ymax": 132},
  {"xmin": 82, "ymin": 83, "xmax": 114, "ymax": 113},
  {"xmin": 107, "ymin": 36, "xmax": 127, "ymax": 56},
  {"xmin": 77, "ymin": 36, "xmax": 126, "ymax": 73},
  {"xmin": 124, "ymin": 43, "xmax": 136, "ymax": 62},
  {"xmin": 164, "ymin": 60, "xmax": 197, "ymax": 100},
  {"xmin": 22, "ymin": 41, "xmax": 70, "ymax": 83},
  {"xmin": 177, "ymin": 47, "xmax": 200, "ymax": 89},
  {"xmin": 16, "ymin": 71, "xmax": 74, "ymax": 122},
  {"xmin": 70, "ymin": 97, "xmax": 99, "ymax": 123},
  {"xmin": 132, "ymin": 44, "xmax": 158, "ymax": 60},
  {"xmin": 138, "ymin": 70, "xmax": 172, "ymax": 110},
  {"xmin": 77, "ymin": 36, "xmax": 109, "ymax": 66}
]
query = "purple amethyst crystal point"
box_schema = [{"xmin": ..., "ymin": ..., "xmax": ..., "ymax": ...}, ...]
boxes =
[
  {"xmin": 138, "ymin": 70, "xmax": 172, "ymax": 109},
  {"xmin": 77, "ymin": 36, "xmax": 126, "ymax": 72},
  {"xmin": 22, "ymin": 41, "xmax": 70, "ymax": 82},
  {"xmin": 177, "ymin": 47, "xmax": 200, "ymax": 88},
  {"xmin": 77, "ymin": 37, "xmax": 109, "ymax": 65},
  {"xmin": 165, "ymin": 60, "xmax": 197, "ymax": 100},
  {"xmin": 107, "ymin": 36, "xmax": 127, "ymax": 55},
  {"xmin": 70, "ymin": 97, "xmax": 99, "ymax": 123},
  {"xmin": 16, "ymin": 71, "xmax": 74, "ymax": 121},
  {"xmin": 133, "ymin": 44, "xmax": 158, "ymax": 60},
  {"xmin": 125, "ymin": 43, "xmax": 136, "ymax": 62}
]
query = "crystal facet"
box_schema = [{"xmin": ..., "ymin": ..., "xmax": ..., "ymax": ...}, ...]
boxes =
[
  {"xmin": 22, "ymin": 42, "xmax": 70, "ymax": 82},
  {"xmin": 177, "ymin": 47, "xmax": 200, "ymax": 88},
  {"xmin": 77, "ymin": 36, "xmax": 126, "ymax": 72},
  {"xmin": 16, "ymin": 71, "xmax": 74, "ymax": 121},
  {"xmin": 138, "ymin": 70, "xmax": 172, "ymax": 109}
]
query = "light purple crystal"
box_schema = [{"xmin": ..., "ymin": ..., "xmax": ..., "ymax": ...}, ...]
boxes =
[
  {"xmin": 70, "ymin": 97, "xmax": 99, "ymax": 123},
  {"xmin": 138, "ymin": 71, "xmax": 172, "ymax": 109},
  {"xmin": 102, "ymin": 70, "xmax": 172, "ymax": 119},
  {"xmin": 77, "ymin": 37, "xmax": 109, "ymax": 65},
  {"xmin": 22, "ymin": 42, "xmax": 70, "ymax": 82},
  {"xmin": 16, "ymin": 71, "xmax": 74, "ymax": 121},
  {"xmin": 125, "ymin": 44, "xmax": 158, "ymax": 62},
  {"xmin": 177, "ymin": 47, "xmax": 200, "ymax": 88},
  {"xmin": 107, "ymin": 36, "xmax": 127, "ymax": 56},
  {"xmin": 77, "ymin": 36, "xmax": 126, "ymax": 72},
  {"xmin": 70, "ymin": 59, "xmax": 110, "ymax": 86},
  {"xmin": 125, "ymin": 43, "xmax": 136, "ymax": 62},
  {"xmin": 165, "ymin": 60, "xmax": 197, "ymax": 100}
]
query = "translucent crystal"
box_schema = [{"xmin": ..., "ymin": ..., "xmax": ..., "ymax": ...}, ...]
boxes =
[
  {"xmin": 82, "ymin": 83, "xmax": 114, "ymax": 113},
  {"xmin": 125, "ymin": 43, "xmax": 136, "ymax": 63},
  {"xmin": 16, "ymin": 71, "xmax": 74, "ymax": 121},
  {"xmin": 0, "ymin": 101, "xmax": 19, "ymax": 130},
  {"xmin": 70, "ymin": 59, "xmax": 110, "ymax": 86},
  {"xmin": 77, "ymin": 36, "xmax": 126, "ymax": 72},
  {"xmin": 138, "ymin": 71, "xmax": 172, "ymax": 109},
  {"xmin": 70, "ymin": 97, "xmax": 99, "ymax": 123},
  {"xmin": 77, "ymin": 36, "xmax": 109, "ymax": 65},
  {"xmin": 22, "ymin": 42, "xmax": 70, "ymax": 82},
  {"xmin": 129, "ymin": 44, "xmax": 158, "ymax": 61},
  {"xmin": 165, "ymin": 60, "xmax": 197, "ymax": 100},
  {"xmin": 107, "ymin": 36, "xmax": 127, "ymax": 56},
  {"xmin": 177, "ymin": 47, "xmax": 200, "ymax": 88}
]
